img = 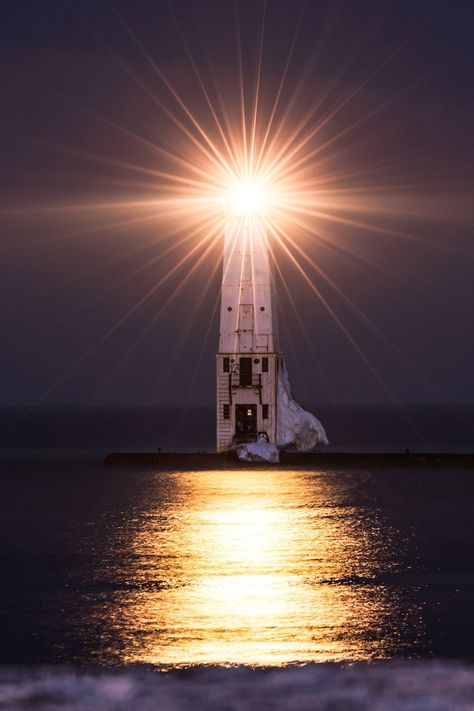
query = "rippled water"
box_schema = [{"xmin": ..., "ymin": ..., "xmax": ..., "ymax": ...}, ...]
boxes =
[
  {"xmin": 1, "ymin": 461, "xmax": 474, "ymax": 666},
  {"xmin": 113, "ymin": 469, "xmax": 419, "ymax": 666}
]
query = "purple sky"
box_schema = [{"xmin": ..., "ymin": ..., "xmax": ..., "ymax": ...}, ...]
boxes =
[{"xmin": 0, "ymin": 0, "xmax": 473, "ymax": 406}]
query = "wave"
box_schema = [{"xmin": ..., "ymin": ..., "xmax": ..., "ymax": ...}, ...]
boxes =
[{"xmin": 2, "ymin": 661, "xmax": 474, "ymax": 710}]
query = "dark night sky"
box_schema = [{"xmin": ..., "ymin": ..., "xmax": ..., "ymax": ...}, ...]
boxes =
[{"xmin": 0, "ymin": 0, "xmax": 472, "ymax": 407}]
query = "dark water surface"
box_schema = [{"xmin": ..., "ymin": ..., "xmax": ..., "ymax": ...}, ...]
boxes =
[
  {"xmin": 1, "ymin": 405, "xmax": 473, "ymax": 452},
  {"xmin": 1, "ymin": 460, "xmax": 474, "ymax": 667}
]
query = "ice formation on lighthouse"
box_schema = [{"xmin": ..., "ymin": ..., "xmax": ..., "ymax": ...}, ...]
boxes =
[
  {"xmin": 276, "ymin": 361, "xmax": 328, "ymax": 450},
  {"xmin": 236, "ymin": 441, "xmax": 280, "ymax": 463},
  {"xmin": 236, "ymin": 363, "xmax": 328, "ymax": 463}
]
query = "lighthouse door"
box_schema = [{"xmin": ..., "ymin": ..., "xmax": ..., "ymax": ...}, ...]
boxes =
[{"xmin": 235, "ymin": 404, "xmax": 257, "ymax": 439}]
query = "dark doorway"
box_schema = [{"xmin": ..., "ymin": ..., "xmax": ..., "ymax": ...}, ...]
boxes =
[
  {"xmin": 235, "ymin": 404, "xmax": 257, "ymax": 438},
  {"xmin": 239, "ymin": 357, "xmax": 252, "ymax": 386}
]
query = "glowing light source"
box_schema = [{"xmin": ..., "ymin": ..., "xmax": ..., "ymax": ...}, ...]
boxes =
[{"xmin": 232, "ymin": 181, "xmax": 266, "ymax": 215}]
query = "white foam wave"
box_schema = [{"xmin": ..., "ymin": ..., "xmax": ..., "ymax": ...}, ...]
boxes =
[{"xmin": 1, "ymin": 661, "xmax": 474, "ymax": 710}]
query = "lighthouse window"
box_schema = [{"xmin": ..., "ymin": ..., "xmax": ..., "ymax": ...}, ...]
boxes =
[
  {"xmin": 223, "ymin": 357, "xmax": 230, "ymax": 373},
  {"xmin": 239, "ymin": 357, "xmax": 252, "ymax": 386},
  {"xmin": 262, "ymin": 357, "xmax": 268, "ymax": 372},
  {"xmin": 262, "ymin": 404, "xmax": 269, "ymax": 419},
  {"xmin": 223, "ymin": 404, "xmax": 230, "ymax": 419}
]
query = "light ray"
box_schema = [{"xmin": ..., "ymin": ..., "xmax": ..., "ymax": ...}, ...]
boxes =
[
  {"xmin": 268, "ymin": 244, "xmax": 336, "ymax": 402},
  {"xmin": 268, "ymin": 51, "xmax": 443, "ymax": 188},
  {"xmin": 165, "ymin": 0, "xmax": 242, "ymax": 177},
  {"xmin": 270, "ymin": 213, "xmax": 445, "ymax": 403},
  {"xmin": 248, "ymin": 0, "xmax": 266, "ymax": 175},
  {"xmin": 259, "ymin": 2, "xmax": 397, "ymax": 182},
  {"xmin": 234, "ymin": 0, "xmax": 248, "ymax": 177},
  {"xmin": 7, "ymin": 1, "xmax": 467, "ymax": 412},
  {"xmin": 81, "ymin": 6, "xmax": 236, "ymax": 180},
  {"xmin": 254, "ymin": 0, "xmax": 309, "ymax": 176},
  {"xmin": 3, "ymin": 62, "xmax": 230, "ymax": 196},
  {"xmin": 263, "ymin": 215, "xmax": 409, "ymax": 407},
  {"xmin": 180, "ymin": 274, "xmax": 222, "ymax": 409},
  {"xmin": 24, "ymin": 213, "xmax": 225, "ymax": 406},
  {"xmin": 86, "ymin": 221, "xmax": 224, "ymax": 404}
]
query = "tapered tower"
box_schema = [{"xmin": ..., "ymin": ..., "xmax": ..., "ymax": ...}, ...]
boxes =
[
  {"xmin": 216, "ymin": 216, "xmax": 279, "ymax": 451},
  {"xmin": 216, "ymin": 186, "xmax": 328, "ymax": 458}
]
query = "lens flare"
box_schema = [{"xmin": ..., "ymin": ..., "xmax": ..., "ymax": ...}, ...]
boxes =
[
  {"xmin": 231, "ymin": 182, "xmax": 266, "ymax": 215},
  {"xmin": 13, "ymin": 3, "xmax": 463, "ymax": 411}
]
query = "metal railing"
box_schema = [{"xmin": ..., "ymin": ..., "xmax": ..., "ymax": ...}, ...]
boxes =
[
  {"xmin": 228, "ymin": 373, "xmax": 262, "ymax": 404},
  {"xmin": 230, "ymin": 373, "xmax": 261, "ymax": 388}
]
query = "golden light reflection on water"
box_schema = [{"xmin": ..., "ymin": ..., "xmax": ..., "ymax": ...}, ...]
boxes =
[{"xmin": 116, "ymin": 470, "xmax": 419, "ymax": 667}]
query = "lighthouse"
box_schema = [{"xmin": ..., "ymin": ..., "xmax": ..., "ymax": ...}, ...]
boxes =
[
  {"xmin": 216, "ymin": 215, "xmax": 278, "ymax": 451},
  {"xmin": 216, "ymin": 184, "xmax": 328, "ymax": 459}
]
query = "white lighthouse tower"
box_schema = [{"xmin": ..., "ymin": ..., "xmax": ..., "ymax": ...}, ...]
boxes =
[{"xmin": 216, "ymin": 187, "xmax": 327, "ymax": 459}]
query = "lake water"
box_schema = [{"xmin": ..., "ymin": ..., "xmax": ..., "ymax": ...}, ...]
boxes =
[{"xmin": 1, "ymin": 459, "xmax": 474, "ymax": 667}]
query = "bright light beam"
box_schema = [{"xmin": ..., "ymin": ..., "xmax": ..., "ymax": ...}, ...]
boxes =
[{"xmin": 232, "ymin": 182, "xmax": 267, "ymax": 215}]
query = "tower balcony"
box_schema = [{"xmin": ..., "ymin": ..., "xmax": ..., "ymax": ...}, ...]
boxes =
[
  {"xmin": 230, "ymin": 373, "xmax": 262, "ymax": 389},
  {"xmin": 224, "ymin": 373, "xmax": 263, "ymax": 405}
]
